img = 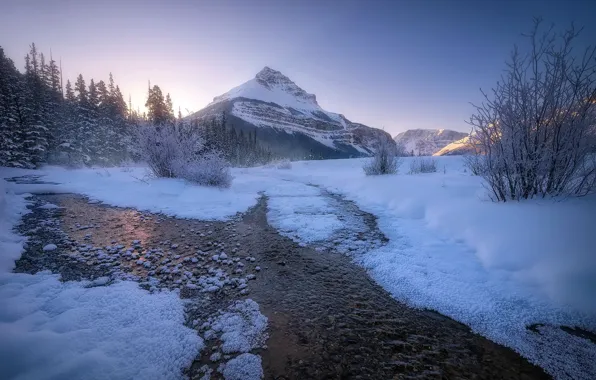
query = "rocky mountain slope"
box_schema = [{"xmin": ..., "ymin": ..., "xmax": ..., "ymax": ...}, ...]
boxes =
[
  {"xmin": 393, "ymin": 129, "xmax": 468, "ymax": 156},
  {"xmin": 188, "ymin": 67, "xmax": 395, "ymax": 159},
  {"xmin": 433, "ymin": 135, "xmax": 476, "ymax": 156}
]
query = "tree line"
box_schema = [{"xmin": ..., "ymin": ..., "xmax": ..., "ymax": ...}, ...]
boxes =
[
  {"xmin": 0, "ymin": 44, "xmax": 133, "ymax": 168},
  {"xmin": 0, "ymin": 43, "xmax": 272, "ymax": 169}
]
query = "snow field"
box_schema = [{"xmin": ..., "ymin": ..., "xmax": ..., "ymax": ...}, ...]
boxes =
[
  {"xmin": 0, "ymin": 274, "xmax": 202, "ymax": 380},
  {"xmin": 2, "ymin": 155, "xmax": 595, "ymax": 379}
]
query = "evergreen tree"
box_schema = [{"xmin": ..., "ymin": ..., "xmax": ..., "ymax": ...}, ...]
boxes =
[
  {"xmin": 39, "ymin": 53, "xmax": 47, "ymax": 86},
  {"xmin": 65, "ymin": 79, "xmax": 75, "ymax": 101},
  {"xmin": 96, "ymin": 80, "xmax": 108, "ymax": 110},
  {"xmin": 108, "ymin": 72, "xmax": 115, "ymax": 94},
  {"xmin": 45, "ymin": 55, "xmax": 61, "ymax": 95},
  {"xmin": 107, "ymin": 84, "xmax": 128, "ymax": 162},
  {"xmin": 165, "ymin": 93, "xmax": 174, "ymax": 123},
  {"xmin": 74, "ymin": 74, "xmax": 88, "ymax": 104},
  {"xmin": 0, "ymin": 47, "xmax": 28, "ymax": 167},
  {"xmin": 73, "ymin": 74, "xmax": 96, "ymax": 163},
  {"xmin": 111, "ymin": 85, "xmax": 127, "ymax": 119},
  {"xmin": 145, "ymin": 85, "xmax": 169, "ymax": 125},
  {"xmin": 88, "ymin": 79, "xmax": 99, "ymax": 111},
  {"xmin": 22, "ymin": 43, "xmax": 50, "ymax": 166}
]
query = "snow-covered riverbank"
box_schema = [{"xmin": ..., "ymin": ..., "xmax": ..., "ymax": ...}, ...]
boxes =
[{"xmin": 1, "ymin": 156, "xmax": 595, "ymax": 379}]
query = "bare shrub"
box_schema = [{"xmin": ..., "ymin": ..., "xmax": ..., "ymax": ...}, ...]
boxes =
[
  {"xmin": 408, "ymin": 157, "xmax": 437, "ymax": 174},
  {"xmin": 363, "ymin": 138, "xmax": 401, "ymax": 175},
  {"xmin": 172, "ymin": 151, "xmax": 232, "ymax": 188},
  {"xmin": 468, "ymin": 19, "xmax": 596, "ymax": 201},
  {"xmin": 462, "ymin": 154, "xmax": 487, "ymax": 176}
]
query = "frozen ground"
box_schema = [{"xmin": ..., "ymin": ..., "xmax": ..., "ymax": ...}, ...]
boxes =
[{"xmin": 1, "ymin": 156, "xmax": 595, "ymax": 379}]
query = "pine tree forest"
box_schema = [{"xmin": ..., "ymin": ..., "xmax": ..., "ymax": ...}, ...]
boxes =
[{"xmin": 0, "ymin": 43, "xmax": 272, "ymax": 169}]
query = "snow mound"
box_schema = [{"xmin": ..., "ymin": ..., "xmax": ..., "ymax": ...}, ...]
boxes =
[
  {"xmin": 0, "ymin": 178, "xmax": 29, "ymax": 273},
  {"xmin": 222, "ymin": 353, "xmax": 263, "ymax": 380},
  {"xmin": 208, "ymin": 299, "xmax": 268, "ymax": 354}
]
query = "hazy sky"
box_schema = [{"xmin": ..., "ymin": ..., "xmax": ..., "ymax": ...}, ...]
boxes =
[{"xmin": 1, "ymin": 0, "xmax": 595, "ymax": 135}]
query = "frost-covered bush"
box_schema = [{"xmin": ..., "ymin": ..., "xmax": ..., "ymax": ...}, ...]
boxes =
[
  {"xmin": 138, "ymin": 125, "xmax": 200, "ymax": 178},
  {"xmin": 408, "ymin": 157, "xmax": 437, "ymax": 174},
  {"xmin": 462, "ymin": 154, "xmax": 486, "ymax": 176},
  {"xmin": 363, "ymin": 138, "xmax": 401, "ymax": 175},
  {"xmin": 263, "ymin": 158, "xmax": 292, "ymax": 169},
  {"xmin": 172, "ymin": 152, "xmax": 232, "ymax": 188},
  {"xmin": 276, "ymin": 159, "xmax": 292, "ymax": 170},
  {"xmin": 468, "ymin": 20, "xmax": 596, "ymax": 201},
  {"xmin": 274, "ymin": 159, "xmax": 292, "ymax": 169},
  {"xmin": 138, "ymin": 124, "xmax": 232, "ymax": 187}
]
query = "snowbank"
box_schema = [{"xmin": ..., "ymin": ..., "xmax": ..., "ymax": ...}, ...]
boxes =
[
  {"xmin": 0, "ymin": 274, "xmax": 202, "ymax": 380},
  {"xmin": 0, "ymin": 176, "xmax": 29, "ymax": 273},
  {"xmin": 3, "ymin": 166, "xmax": 269, "ymax": 220},
  {"xmin": 0, "ymin": 174, "xmax": 203, "ymax": 380}
]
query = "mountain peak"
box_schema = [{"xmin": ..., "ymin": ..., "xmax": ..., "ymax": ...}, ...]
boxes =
[
  {"xmin": 253, "ymin": 67, "xmax": 318, "ymax": 106},
  {"xmin": 192, "ymin": 67, "xmax": 395, "ymax": 159},
  {"xmin": 255, "ymin": 66, "xmax": 290, "ymax": 85},
  {"xmin": 209, "ymin": 66, "xmax": 320, "ymax": 109}
]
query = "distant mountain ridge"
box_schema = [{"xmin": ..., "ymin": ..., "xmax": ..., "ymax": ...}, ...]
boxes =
[
  {"xmin": 433, "ymin": 135, "xmax": 478, "ymax": 156},
  {"xmin": 393, "ymin": 129, "xmax": 468, "ymax": 156},
  {"xmin": 189, "ymin": 67, "xmax": 395, "ymax": 159}
]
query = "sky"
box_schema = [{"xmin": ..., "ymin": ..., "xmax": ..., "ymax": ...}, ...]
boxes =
[{"xmin": 1, "ymin": 0, "xmax": 595, "ymax": 136}]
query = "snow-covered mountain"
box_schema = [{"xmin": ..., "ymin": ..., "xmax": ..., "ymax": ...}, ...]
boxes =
[
  {"xmin": 393, "ymin": 129, "xmax": 468, "ymax": 156},
  {"xmin": 189, "ymin": 67, "xmax": 394, "ymax": 159},
  {"xmin": 433, "ymin": 135, "xmax": 478, "ymax": 156}
]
